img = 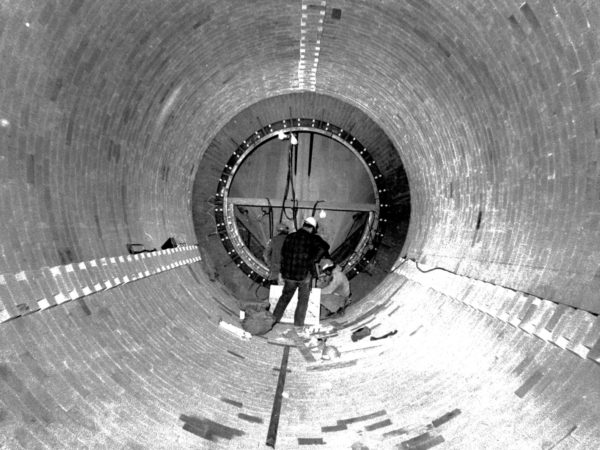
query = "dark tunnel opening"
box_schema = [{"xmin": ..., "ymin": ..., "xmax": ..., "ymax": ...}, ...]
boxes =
[{"xmin": 192, "ymin": 94, "xmax": 411, "ymax": 303}]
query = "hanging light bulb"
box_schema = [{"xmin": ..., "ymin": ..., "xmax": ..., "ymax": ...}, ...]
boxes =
[
  {"xmin": 319, "ymin": 209, "xmax": 326, "ymax": 219},
  {"xmin": 290, "ymin": 133, "xmax": 298, "ymax": 145}
]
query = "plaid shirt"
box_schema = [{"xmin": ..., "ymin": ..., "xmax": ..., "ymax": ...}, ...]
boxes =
[{"xmin": 280, "ymin": 229, "xmax": 323, "ymax": 281}]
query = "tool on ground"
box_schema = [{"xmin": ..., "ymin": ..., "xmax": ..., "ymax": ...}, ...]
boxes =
[
  {"xmin": 370, "ymin": 330, "xmax": 397, "ymax": 341},
  {"xmin": 351, "ymin": 326, "xmax": 371, "ymax": 342}
]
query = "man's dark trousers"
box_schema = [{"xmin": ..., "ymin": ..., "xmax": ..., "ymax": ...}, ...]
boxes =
[{"xmin": 273, "ymin": 277, "xmax": 311, "ymax": 326}]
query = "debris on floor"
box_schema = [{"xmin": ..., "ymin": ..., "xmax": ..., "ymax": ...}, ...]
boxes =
[
  {"xmin": 241, "ymin": 308, "xmax": 275, "ymax": 336},
  {"xmin": 321, "ymin": 344, "xmax": 340, "ymax": 360},
  {"xmin": 218, "ymin": 319, "xmax": 251, "ymax": 340}
]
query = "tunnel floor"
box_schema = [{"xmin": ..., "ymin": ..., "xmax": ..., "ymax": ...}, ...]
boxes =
[{"xmin": 1, "ymin": 258, "xmax": 597, "ymax": 449}]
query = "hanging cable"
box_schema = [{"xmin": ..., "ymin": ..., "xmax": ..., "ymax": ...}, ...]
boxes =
[
  {"xmin": 281, "ymin": 136, "xmax": 298, "ymax": 226},
  {"xmin": 340, "ymin": 213, "xmax": 364, "ymax": 245},
  {"xmin": 334, "ymin": 213, "xmax": 365, "ymax": 269},
  {"xmin": 311, "ymin": 200, "xmax": 324, "ymax": 217},
  {"xmin": 292, "ymin": 199, "xmax": 299, "ymax": 230},
  {"xmin": 254, "ymin": 281, "xmax": 270, "ymax": 301},
  {"xmin": 339, "ymin": 212, "xmax": 376, "ymax": 271},
  {"xmin": 279, "ymin": 178, "xmax": 289, "ymax": 223},
  {"xmin": 279, "ymin": 145, "xmax": 291, "ymax": 223},
  {"xmin": 289, "ymin": 138, "xmax": 297, "ymax": 204},
  {"xmin": 266, "ymin": 197, "xmax": 273, "ymax": 238},
  {"xmin": 389, "ymin": 258, "xmax": 452, "ymax": 274}
]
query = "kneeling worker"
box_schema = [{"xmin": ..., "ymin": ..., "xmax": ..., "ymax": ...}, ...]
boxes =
[
  {"xmin": 316, "ymin": 259, "xmax": 351, "ymax": 318},
  {"xmin": 272, "ymin": 217, "xmax": 327, "ymax": 327}
]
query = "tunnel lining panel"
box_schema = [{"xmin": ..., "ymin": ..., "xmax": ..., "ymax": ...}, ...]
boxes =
[{"xmin": 0, "ymin": 246, "xmax": 202, "ymax": 324}]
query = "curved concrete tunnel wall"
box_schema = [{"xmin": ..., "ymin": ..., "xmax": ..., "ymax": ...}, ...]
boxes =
[{"xmin": 0, "ymin": 1, "xmax": 599, "ymax": 448}]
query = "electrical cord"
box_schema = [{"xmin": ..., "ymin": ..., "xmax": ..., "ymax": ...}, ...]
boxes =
[
  {"xmin": 288, "ymin": 143, "xmax": 296, "ymax": 203},
  {"xmin": 281, "ymin": 140, "xmax": 301, "ymax": 231},
  {"xmin": 311, "ymin": 200, "xmax": 324, "ymax": 217},
  {"xmin": 254, "ymin": 281, "xmax": 270, "ymax": 301},
  {"xmin": 391, "ymin": 257, "xmax": 544, "ymax": 303},
  {"xmin": 293, "ymin": 199, "xmax": 299, "ymax": 230},
  {"xmin": 415, "ymin": 260, "xmax": 451, "ymax": 273},
  {"xmin": 390, "ymin": 257, "xmax": 454, "ymax": 274},
  {"xmin": 338, "ymin": 212, "xmax": 377, "ymax": 271},
  {"xmin": 266, "ymin": 197, "xmax": 273, "ymax": 238},
  {"xmin": 281, "ymin": 140, "xmax": 296, "ymax": 223},
  {"xmin": 390, "ymin": 259, "xmax": 408, "ymax": 272},
  {"xmin": 343, "ymin": 212, "xmax": 364, "ymax": 242},
  {"xmin": 279, "ymin": 172, "xmax": 290, "ymax": 223}
]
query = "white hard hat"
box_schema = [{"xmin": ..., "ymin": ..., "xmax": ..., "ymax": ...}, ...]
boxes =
[
  {"xmin": 319, "ymin": 259, "xmax": 334, "ymax": 272},
  {"xmin": 303, "ymin": 217, "xmax": 317, "ymax": 228}
]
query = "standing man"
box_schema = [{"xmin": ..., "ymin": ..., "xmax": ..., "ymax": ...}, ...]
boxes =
[
  {"xmin": 263, "ymin": 223, "xmax": 289, "ymax": 285},
  {"xmin": 272, "ymin": 217, "xmax": 329, "ymax": 327}
]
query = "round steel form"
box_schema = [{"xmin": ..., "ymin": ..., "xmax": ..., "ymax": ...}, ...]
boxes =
[{"xmin": 214, "ymin": 118, "xmax": 391, "ymax": 285}]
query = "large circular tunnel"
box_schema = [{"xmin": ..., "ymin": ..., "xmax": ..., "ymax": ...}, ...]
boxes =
[{"xmin": 0, "ymin": 1, "xmax": 599, "ymax": 448}]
